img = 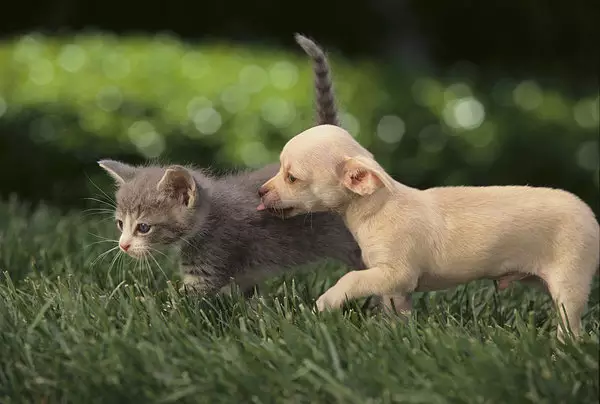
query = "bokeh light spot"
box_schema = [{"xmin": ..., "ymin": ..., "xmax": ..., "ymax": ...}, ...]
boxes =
[
  {"xmin": 239, "ymin": 65, "xmax": 268, "ymax": 93},
  {"xmin": 464, "ymin": 122, "xmax": 497, "ymax": 149},
  {"xmin": 102, "ymin": 52, "xmax": 130, "ymax": 80},
  {"xmin": 261, "ymin": 97, "xmax": 296, "ymax": 128},
  {"xmin": 418, "ymin": 124, "xmax": 447, "ymax": 153},
  {"xmin": 29, "ymin": 59, "xmax": 54, "ymax": 86},
  {"xmin": 221, "ymin": 86, "xmax": 250, "ymax": 114},
  {"xmin": 491, "ymin": 79, "xmax": 516, "ymax": 106},
  {"xmin": 513, "ymin": 80, "xmax": 542, "ymax": 111},
  {"xmin": 193, "ymin": 107, "xmax": 222, "ymax": 135},
  {"xmin": 240, "ymin": 141, "xmax": 270, "ymax": 168},
  {"xmin": 128, "ymin": 121, "xmax": 165, "ymax": 158},
  {"xmin": 269, "ymin": 61, "xmax": 299, "ymax": 90},
  {"xmin": 443, "ymin": 97, "xmax": 485, "ymax": 130},
  {"xmin": 576, "ymin": 141, "xmax": 599, "ymax": 172},
  {"xmin": 96, "ymin": 86, "xmax": 123, "ymax": 112},
  {"xmin": 573, "ymin": 98, "xmax": 599, "ymax": 128},
  {"xmin": 412, "ymin": 77, "xmax": 443, "ymax": 107},
  {"xmin": 340, "ymin": 112, "xmax": 361, "ymax": 137},
  {"xmin": 0, "ymin": 96, "xmax": 7, "ymax": 118},
  {"xmin": 536, "ymin": 92, "xmax": 569, "ymax": 121},
  {"xmin": 376, "ymin": 115, "xmax": 406, "ymax": 144},
  {"xmin": 30, "ymin": 116, "xmax": 56, "ymax": 142},
  {"xmin": 13, "ymin": 35, "xmax": 43, "ymax": 63},
  {"xmin": 187, "ymin": 97, "xmax": 213, "ymax": 120},
  {"xmin": 181, "ymin": 51, "xmax": 210, "ymax": 79},
  {"xmin": 444, "ymin": 82, "xmax": 472, "ymax": 102},
  {"xmin": 58, "ymin": 44, "xmax": 86, "ymax": 73}
]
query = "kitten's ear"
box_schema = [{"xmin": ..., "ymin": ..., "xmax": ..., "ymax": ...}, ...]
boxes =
[
  {"xmin": 98, "ymin": 160, "xmax": 137, "ymax": 185},
  {"xmin": 157, "ymin": 165, "xmax": 197, "ymax": 207},
  {"xmin": 339, "ymin": 156, "xmax": 394, "ymax": 196}
]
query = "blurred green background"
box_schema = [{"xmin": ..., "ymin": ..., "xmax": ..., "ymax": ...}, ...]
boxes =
[{"xmin": 0, "ymin": 1, "xmax": 598, "ymax": 213}]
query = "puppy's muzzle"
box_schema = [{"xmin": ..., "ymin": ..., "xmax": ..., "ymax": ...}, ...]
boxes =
[
  {"xmin": 257, "ymin": 185, "xmax": 281, "ymax": 211},
  {"xmin": 258, "ymin": 185, "xmax": 269, "ymax": 198}
]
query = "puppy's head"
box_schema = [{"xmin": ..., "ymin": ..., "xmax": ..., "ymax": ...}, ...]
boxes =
[{"xmin": 257, "ymin": 124, "xmax": 394, "ymax": 217}]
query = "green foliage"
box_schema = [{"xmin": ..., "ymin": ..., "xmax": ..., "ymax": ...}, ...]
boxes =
[
  {"xmin": 0, "ymin": 33, "xmax": 381, "ymax": 163},
  {"xmin": 0, "ymin": 33, "xmax": 598, "ymax": 212},
  {"xmin": 0, "ymin": 199, "xmax": 598, "ymax": 402}
]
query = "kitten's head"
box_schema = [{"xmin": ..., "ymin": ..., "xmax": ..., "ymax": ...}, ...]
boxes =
[{"xmin": 98, "ymin": 160, "xmax": 210, "ymax": 258}]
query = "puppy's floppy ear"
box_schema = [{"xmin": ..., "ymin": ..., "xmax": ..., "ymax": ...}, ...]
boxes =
[
  {"xmin": 340, "ymin": 156, "xmax": 395, "ymax": 196},
  {"xmin": 157, "ymin": 165, "xmax": 197, "ymax": 207},
  {"xmin": 98, "ymin": 159, "xmax": 137, "ymax": 185}
]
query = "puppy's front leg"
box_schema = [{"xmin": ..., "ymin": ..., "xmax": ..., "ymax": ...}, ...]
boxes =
[{"xmin": 316, "ymin": 266, "xmax": 417, "ymax": 312}]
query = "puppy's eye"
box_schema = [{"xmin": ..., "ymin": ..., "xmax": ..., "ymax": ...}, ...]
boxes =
[
  {"xmin": 116, "ymin": 220, "xmax": 123, "ymax": 231},
  {"xmin": 287, "ymin": 174, "xmax": 297, "ymax": 184},
  {"xmin": 136, "ymin": 223, "xmax": 151, "ymax": 234}
]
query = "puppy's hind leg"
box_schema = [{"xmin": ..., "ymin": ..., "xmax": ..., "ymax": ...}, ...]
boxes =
[{"xmin": 544, "ymin": 262, "xmax": 594, "ymax": 343}]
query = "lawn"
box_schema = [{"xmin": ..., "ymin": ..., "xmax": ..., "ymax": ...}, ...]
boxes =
[{"xmin": 0, "ymin": 197, "xmax": 598, "ymax": 403}]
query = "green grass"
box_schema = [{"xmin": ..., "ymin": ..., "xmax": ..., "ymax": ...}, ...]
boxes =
[{"xmin": 0, "ymin": 197, "xmax": 598, "ymax": 403}]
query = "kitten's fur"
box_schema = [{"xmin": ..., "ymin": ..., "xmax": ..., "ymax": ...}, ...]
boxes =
[{"xmin": 99, "ymin": 34, "xmax": 364, "ymax": 295}]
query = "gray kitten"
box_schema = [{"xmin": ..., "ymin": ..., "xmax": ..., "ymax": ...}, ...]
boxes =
[{"xmin": 99, "ymin": 34, "xmax": 364, "ymax": 296}]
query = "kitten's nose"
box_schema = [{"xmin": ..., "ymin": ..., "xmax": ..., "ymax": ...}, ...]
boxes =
[
  {"xmin": 258, "ymin": 185, "xmax": 269, "ymax": 198},
  {"xmin": 119, "ymin": 242, "xmax": 131, "ymax": 252}
]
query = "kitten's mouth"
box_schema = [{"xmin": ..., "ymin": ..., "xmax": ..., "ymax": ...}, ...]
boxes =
[{"xmin": 121, "ymin": 247, "xmax": 147, "ymax": 259}]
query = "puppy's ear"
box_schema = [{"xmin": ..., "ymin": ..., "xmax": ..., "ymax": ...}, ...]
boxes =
[
  {"xmin": 98, "ymin": 159, "xmax": 137, "ymax": 185},
  {"xmin": 340, "ymin": 156, "xmax": 394, "ymax": 196},
  {"xmin": 157, "ymin": 165, "xmax": 197, "ymax": 207}
]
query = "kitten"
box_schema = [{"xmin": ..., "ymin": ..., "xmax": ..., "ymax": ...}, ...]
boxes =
[{"xmin": 99, "ymin": 34, "xmax": 364, "ymax": 295}]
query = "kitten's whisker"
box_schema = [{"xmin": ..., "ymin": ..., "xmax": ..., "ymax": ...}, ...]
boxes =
[
  {"xmin": 147, "ymin": 247, "xmax": 170, "ymax": 260},
  {"xmin": 87, "ymin": 232, "xmax": 118, "ymax": 241},
  {"xmin": 82, "ymin": 209, "xmax": 116, "ymax": 218},
  {"xmin": 90, "ymin": 246, "xmax": 120, "ymax": 268},
  {"xmin": 111, "ymin": 252, "xmax": 123, "ymax": 281},
  {"xmin": 138, "ymin": 253, "xmax": 149, "ymax": 278},
  {"xmin": 82, "ymin": 208, "xmax": 115, "ymax": 214},
  {"xmin": 84, "ymin": 239, "xmax": 119, "ymax": 249},
  {"xmin": 107, "ymin": 249, "xmax": 122, "ymax": 278},
  {"xmin": 87, "ymin": 176, "xmax": 116, "ymax": 206},
  {"xmin": 147, "ymin": 251, "xmax": 169, "ymax": 280},
  {"xmin": 144, "ymin": 254, "xmax": 154, "ymax": 281},
  {"xmin": 178, "ymin": 237, "xmax": 198, "ymax": 251},
  {"xmin": 84, "ymin": 197, "xmax": 116, "ymax": 209}
]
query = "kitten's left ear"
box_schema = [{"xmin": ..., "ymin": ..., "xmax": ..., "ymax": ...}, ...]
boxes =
[
  {"xmin": 340, "ymin": 156, "xmax": 395, "ymax": 196},
  {"xmin": 157, "ymin": 165, "xmax": 197, "ymax": 207}
]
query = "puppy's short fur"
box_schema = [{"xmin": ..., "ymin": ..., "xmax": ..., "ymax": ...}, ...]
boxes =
[{"xmin": 258, "ymin": 124, "xmax": 600, "ymax": 341}]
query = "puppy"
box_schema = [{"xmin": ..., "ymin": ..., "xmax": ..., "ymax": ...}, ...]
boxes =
[{"xmin": 258, "ymin": 124, "xmax": 600, "ymax": 341}]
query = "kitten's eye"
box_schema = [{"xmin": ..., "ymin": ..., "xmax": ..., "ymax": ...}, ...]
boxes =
[
  {"xmin": 137, "ymin": 223, "xmax": 151, "ymax": 234},
  {"xmin": 287, "ymin": 173, "xmax": 297, "ymax": 184},
  {"xmin": 116, "ymin": 220, "xmax": 123, "ymax": 231}
]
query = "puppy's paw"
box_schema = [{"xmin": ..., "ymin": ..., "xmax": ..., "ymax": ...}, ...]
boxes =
[{"xmin": 316, "ymin": 290, "xmax": 343, "ymax": 312}]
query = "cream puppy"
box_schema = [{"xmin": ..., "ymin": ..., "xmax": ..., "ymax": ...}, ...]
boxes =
[{"xmin": 257, "ymin": 124, "xmax": 600, "ymax": 341}]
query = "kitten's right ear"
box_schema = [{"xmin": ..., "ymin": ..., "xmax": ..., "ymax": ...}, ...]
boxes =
[{"xmin": 98, "ymin": 160, "xmax": 137, "ymax": 185}]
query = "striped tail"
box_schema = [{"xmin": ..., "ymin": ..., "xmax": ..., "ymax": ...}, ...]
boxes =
[{"xmin": 294, "ymin": 33, "xmax": 339, "ymax": 127}]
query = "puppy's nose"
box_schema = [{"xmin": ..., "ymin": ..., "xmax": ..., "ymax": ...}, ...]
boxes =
[
  {"xmin": 258, "ymin": 185, "xmax": 269, "ymax": 198},
  {"xmin": 119, "ymin": 242, "xmax": 131, "ymax": 252}
]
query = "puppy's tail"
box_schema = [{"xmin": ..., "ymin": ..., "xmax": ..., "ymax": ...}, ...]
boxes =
[{"xmin": 294, "ymin": 33, "xmax": 339, "ymax": 127}]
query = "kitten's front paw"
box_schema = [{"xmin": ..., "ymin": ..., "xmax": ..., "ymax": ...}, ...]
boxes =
[{"xmin": 179, "ymin": 274, "xmax": 209, "ymax": 294}]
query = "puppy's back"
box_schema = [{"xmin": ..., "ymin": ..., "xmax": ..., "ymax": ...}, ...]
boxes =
[
  {"xmin": 424, "ymin": 185, "xmax": 599, "ymax": 270},
  {"xmin": 427, "ymin": 185, "xmax": 595, "ymax": 223}
]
